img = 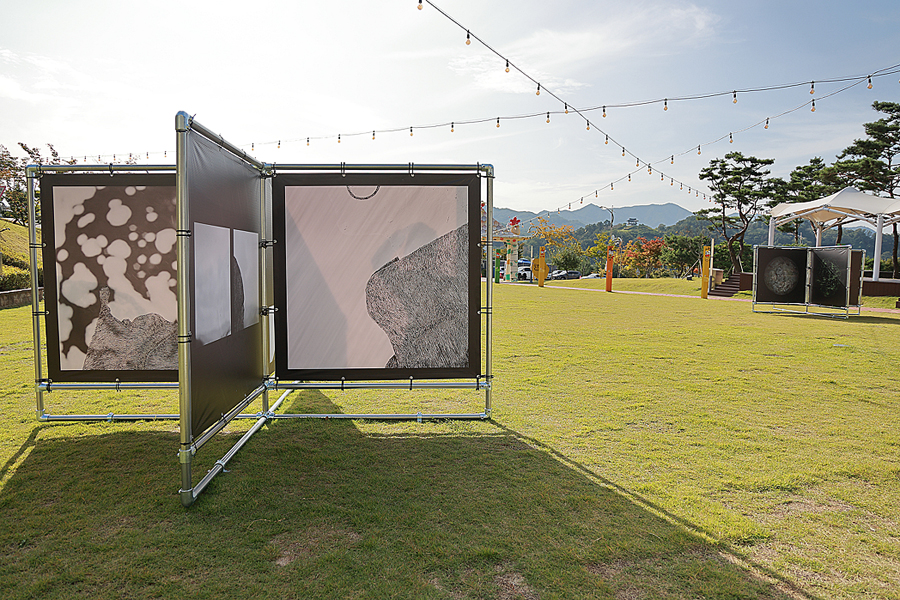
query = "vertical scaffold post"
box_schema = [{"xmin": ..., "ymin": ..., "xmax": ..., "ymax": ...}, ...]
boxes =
[
  {"xmin": 175, "ymin": 111, "xmax": 194, "ymax": 507},
  {"xmin": 484, "ymin": 164, "xmax": 494, "ymax": 418},
  {"xmin": 26, "ymin": 167, "xmax": 44, "ymax": 419},
  {"xmin": 259, "ymin": 170, "xmax": 269, "ymax": 413}
]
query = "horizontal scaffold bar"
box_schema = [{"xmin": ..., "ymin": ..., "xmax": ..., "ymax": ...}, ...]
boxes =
[
  {"xmin": 271, "ymin": 380, "xmax": 490, "ymax": 390},
  {"xmin": 26, "ymin": 164, "xmax": 175, "ymax": 174},
  {"xmin": 270, "ymin": 413, "xmax": 489, "ymax": 420},
  {"xmin": 39, "ymin": 382, "xmax": 179, "ymax": 391}
]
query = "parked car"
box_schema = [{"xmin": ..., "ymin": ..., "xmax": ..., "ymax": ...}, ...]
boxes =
[
  {"xmin": 583, "ymin": 273, "xmax": 601, "ymax": 279},
  {"xmin": 549, "ymin": 269, "xmax": 566, "ymax": 280},
  {"xmin": 562, "ymin": 270, "xmax": 581, "ymax": 279},
  {"xmin": 517, "ymin": 266, "xmax": 532, "ymax": 281}
]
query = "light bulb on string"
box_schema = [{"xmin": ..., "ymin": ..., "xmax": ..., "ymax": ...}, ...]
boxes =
[
  {"xmin": 622, "ymin": 147, "xmax": 625, "ymax": 157},
  {"xmin": 564, "ymin": 103, "xmax": 568, "ymax": 114},
  {"xmin": 670, "ymin": 155, "xmax": 674, "ymax": 165},
  {"xmin": 648, "ymin": 166, "xmax": 652, "ymax": 175},
  {"xmin": 729, "ymin": 132, "xmax": 733, "ymax": 143},
  {"xmin": 765, "ymin": 117, "xmax": 770, "ymax": 129},
  {"xmin": 670, "ymin": 178, "xmax": 673, "ymax": 186},
  {"xmin": 505, "ymin": 59, "xmax": 509, "ymax": 73},
  {"xmin": 732, "ymin": 91, "xmax": 737, "ymax": 104},
  {"xmin": 664, "ymin": 99, "xmax": 668, "ymax": 111},
  {"xmin": 278, "ymin": 140, "xmax": 281, "ymax": 149},
  {"xmin": 628, "ymin": 173, "xmax": 631, "ymax": 182},
  {"xmin": 661, "ymin": 173, "xmax": 664, "ymax": 181},
  {"xmin": 418, "ymin": 0, "xmax": 422, "ymax": 9},
  {"xmin": 680, "ymin": 182, "xmax": 683, "ymax": 190},
  {"xmin": 605, "ymin": 134, "xmax": 608, "ymax": 144},
  {"xmin": 811, "ymin": 99, "xmax": 816, "ymax": 112},
  {"xmin": 251, "ymin": 143, "xmax": 254, "ymax": 151},
  {"xmin": 536, "ymin": 84, "xmax": 540, "ymax": 96},
  {"xmin": 546, "ymin": 112, "xmax": 550, "ymax": 124},
  {"xmin": 602, "ymin": 106, "xmax": 606, "ymax": 118},
  {"xmin": 595, "ymin": 190, "xmax": 598, "ymax": 198},
  {"xmin": 568, "ymin": 203, "xmax": 571, "ymax": 210},
  {"xmin": 581, "ymin": 197, "xmax": 584, "ymax": 204},
  {"xmin": 868, "ymin": 76, "xmax": 873, "ymax": 89},
  {"xmin": 810, "ymin": 81, "xmax": 815, "ymax": 94},
  {"xmin": 586, "ymin": 122, "xmax": 590, "ymax": 131},
  {"xmin": 372, "ymin": 131, "xmax": 375, "ymax": 140},
  {"xmin": 610, "ymin": 183, "xmax": 614, "ymax": 191},
  {"xmin": 146, "ymin": 152, "xmax": 149, "ymax": 159},
  {"xmin": 164, "ymin": 151, "xmax": 166, "ymax": 158},
  {"xmin": 466, "ymin": 31, "xmax": 470, "ymax": 45},
  {"xmin": 451, "ymin": 122, "xmax": 454, "ymax": 133},
  {"xmin": 497, "ymin": 117, "xmax": 500, "ymax": 128},
  {"xmin": 306, "ymin": 138, "xmax": 309, "ymax": 146},
  {"xmin": 697, "ymin": 145, "xmax": 701, "ymax": 155},
  {"xmin": 338, "ymin": 135, "xmax": 341, "ymax": 143},
  {"xmin": 636, "ymin": 158, "xmax": 640, "ymax": 167},
  {"xmin": 410, "ymin": 127, "xmax": 413, "ymax": 136}
]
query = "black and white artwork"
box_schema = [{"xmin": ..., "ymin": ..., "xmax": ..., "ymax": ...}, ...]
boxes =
[
  {"xmin": 41, "ymin": 176, "xmax": 178, "ymax": 381},
  {"xmin": 274, "ymin": 174, "xmax": 480, "ymax": 380},
  {"xmin": 754, "ymin": 247, "xmax": 808, "ymax": 305},
  {"xmin": 194, "ymin": 223, "xmax": 232, "ymax": 345},
  {"xmin": 232, "ymin": 228, "xmax": 260, "ymax": 329}
]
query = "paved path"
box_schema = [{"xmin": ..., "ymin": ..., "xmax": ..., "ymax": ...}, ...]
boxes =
[{"xmin": 499, "ymin": 281, "xmax": 900, "ymax": 314}]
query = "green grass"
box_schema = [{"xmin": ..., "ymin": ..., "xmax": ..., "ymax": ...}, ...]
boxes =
[
  {"xmin": 0, "ymin": 219, "xmax": 38, "ymax": 267},
  {"xmin": 1, "ymin": 286, "xmax": 899, "ymax": 599}
]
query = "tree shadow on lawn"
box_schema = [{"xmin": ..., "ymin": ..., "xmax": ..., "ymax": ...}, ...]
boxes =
[{"xmin": 0, "ymin": 391, "xmax": 817, "ymax": 600}]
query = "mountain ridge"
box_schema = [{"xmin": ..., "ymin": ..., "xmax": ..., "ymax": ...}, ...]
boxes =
[{"xmin": 494, "ymin": 202, "xmax": 693, "ymax": 230}]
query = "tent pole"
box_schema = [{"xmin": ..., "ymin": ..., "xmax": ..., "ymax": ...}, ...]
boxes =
[
  {"xmin": 484, "ymin": 164, "xmax": 494, "ymax": 418},
  {"xmin": 767, "ymin": 215, "xmax": 776, "ymax": 246},
  {"xmin": 26, "ymin": 167, "xmax": 45, "ymax": 419},
  {"xmin": 874, "ymin": 214, "xmax": 884, "ymax": 281},
  {"xmin": 815, "ymin": 224, "xmax": 823, "ymax": 247}
]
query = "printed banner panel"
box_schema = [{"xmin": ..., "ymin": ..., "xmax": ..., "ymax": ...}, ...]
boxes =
[
  {"xmin": 273, "ymin": 173, "xmax": 481, "ymax": 380},
  {"xmin": 187, "ymin": 131, "xmax": 263, "ymax": 437},
  {"xmin": 40, "ymin": 174, "xmax": 178, "ymax": 382},
  {"xmin": 754, "ymin": 246, "xmax": 809, "ymax": 305},
  {"xmin": 810, "ymin": 247, "xmax": 851, "ymax": 308}
]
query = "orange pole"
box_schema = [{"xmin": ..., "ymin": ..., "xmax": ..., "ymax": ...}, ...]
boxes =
[
  {"xmin": 700, "ymin": 246, "xmax": 711, "ymax": 299},
  {"xmin": 605, "ymin": 245, "xmax": 614, "ymax": 292}
]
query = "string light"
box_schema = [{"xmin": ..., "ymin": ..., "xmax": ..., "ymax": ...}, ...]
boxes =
[
  {"xmin": 564, "ymin": 103, "xmax": 568, "ymax": 114},
  {"xmin": 661, "ymin": 172, "xmax": 664, "ymax": 181},
  {"xmin": 505, "ymin": 59, "xmax": 509, "ymax": 73},
  {"xmin": 466, "ymin": 31, "xmax": 470, "ymax": 45},
  {"xmin": 663, "ymin": 99, "xmax": 668, "ymax": 111},
  {"xmin": 251, "ymin": 143, "xmax": 254, "ymax": 151},
  {"xmin": 586, "ymin": 122, "xmax": 590, "ymax": 130},
  {"xmin": 811, "ymin": 99, "xmax": 816, "ymax": 112},
  {"xmin": 546, "ymin": 112, "xmax": 550, "ymax": 123},
  {"xmin": 670, "ymin": 155, "xmax": 674, "ymax": 164},
  {"xmin": 810, "ymin": 81, "xmax": 815, "ymax": 94},
  {"xmin": 451, "ymin": 122, "xmax": 454, "ymax": 132},
  {"xmin": 372, "ymin": 131, "xmax": 375, "ymax": 140},
  {"xmin": 605, "ymin": 134, "xmax": 608, "ymax": 144},
  {"xmin": 278, "ymin": 140, "xmax": 281, "ymax": 149},
  {"xmin": 868, "ymin": 75, "xmax": 873, "ymax": 89},
  {"xmin": 628, "ymin": 173, "xmax": 631, "ymax": 182},
  {"xmin": 670, "ymin": 178, "xmax": 674, "ymax": 186},
  {"xmin": 610, "ymin": 183, "xmax": 614, "ymax": 191},
  {"xmin": 536, "ymin": 83, "xmax": 541, "ymax": 96},
  {"xmin": 732, "ymin": 91, "xmax": 737, "ymax": 104},
  {"xmin": 306, "ymin": 138, "xmax": 309, "ymax": 146},
  {"xmin": 602, "ymin": 106, "xmax": 606, "ymax": 118},
  {"xmin": 697, "ymin": 145, "xmax": 701, "ymax": 155},
  {"xmin": 496, "ymin": 117, "xmax": 500, "ymax": 128},
  {"xmin": 410, "ymin": 127, "xmax": 414, "ymax": 136},
  {"xmin": 418, "ymin": 0, "xmax": 422, "ymax": 9},
  {"xmin": 636, "ymin": 158, "xmax": 640, "ymax": 167},
  {"xmin": 338, "ymin": 134, "xmax": 341, "ymax": 143},
  {"xmin": 729, "ymin": 132, "xmax": 733, "ymax": 143},
  {"xmin": 765, "ymin": 117, "xmax": 770, "ymax": 129},
  {"xmin": 622, "ymin": 147, "xmax": 625, "ymax": 156}
]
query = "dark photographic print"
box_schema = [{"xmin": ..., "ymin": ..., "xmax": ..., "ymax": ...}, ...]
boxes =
[{"xmin": 42, "ymin": 176, "xmax": 178, "ymax": 381}]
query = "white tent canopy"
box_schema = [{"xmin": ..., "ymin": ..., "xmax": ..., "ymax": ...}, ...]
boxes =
[{"xmin": 768, "ymin": 187, "xmax": 900, "ymax": 280}]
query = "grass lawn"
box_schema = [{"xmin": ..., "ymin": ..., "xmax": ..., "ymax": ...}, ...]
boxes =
[{"xmin": 1, "ymin": 284, "xmax": 899, "ymax": 599}]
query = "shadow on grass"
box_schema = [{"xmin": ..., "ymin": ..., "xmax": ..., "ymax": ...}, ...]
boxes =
[{"xmin": 0, "ymin": 391, "xmax": 817, "ymax": 599}]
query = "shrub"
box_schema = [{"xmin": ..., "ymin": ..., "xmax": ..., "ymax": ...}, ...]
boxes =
[{"xmin": 0, "ymin": 265, "xmax": 32, "ymax": 292}]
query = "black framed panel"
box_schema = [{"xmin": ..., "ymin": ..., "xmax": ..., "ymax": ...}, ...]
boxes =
[
  {"xmin": 848, "ymin": 250, "xmax": 864, "ymax": 306},
  {"xmin": 273, "ymin": 172, "xmax": 481, "ymax": 381},
  {"xmin": 40, "ymin": 174, "xmax": 178, "ymax": 382},
  {"xmin": 810, "ymin": 247, "xmax": 851, "ymax": 308},
  {"xmin": 754, "ymin": 246, "xmax": 809, "ymax": 305}
]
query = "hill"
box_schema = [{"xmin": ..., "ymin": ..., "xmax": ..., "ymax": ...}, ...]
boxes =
[{"xmin": 493, "ymin": 202, "xmax": 692, "ymax": 231}]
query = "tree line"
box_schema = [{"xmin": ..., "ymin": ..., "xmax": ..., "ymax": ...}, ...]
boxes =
[{"xmin": 526, "ymin": 101, "xmax": 899, "ymax": 277}]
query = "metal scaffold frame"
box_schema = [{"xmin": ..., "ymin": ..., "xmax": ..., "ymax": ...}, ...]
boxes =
[{"xmin": 24, "ymin": 113, "xmax": 495, "ymax": 506}]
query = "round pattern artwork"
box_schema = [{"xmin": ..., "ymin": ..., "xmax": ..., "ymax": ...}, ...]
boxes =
[{"xmin": 763, "ymin": 256, "xmax": 800, "ymax": 296}]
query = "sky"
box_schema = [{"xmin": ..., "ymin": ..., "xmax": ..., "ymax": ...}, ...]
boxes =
[{"xmin": 1, "ymin": 0, "xmax": 899, "ymax": 216}]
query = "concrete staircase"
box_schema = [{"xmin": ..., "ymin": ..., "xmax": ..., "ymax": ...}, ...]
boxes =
[{"xmin": 709, "ymin": 273, "xmax": 743, "ymax": 298}]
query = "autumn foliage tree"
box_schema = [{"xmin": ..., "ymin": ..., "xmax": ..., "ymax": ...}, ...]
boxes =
[{"xmin": 621, "ymin": 236, "xmax": 666, "ymax": 277}]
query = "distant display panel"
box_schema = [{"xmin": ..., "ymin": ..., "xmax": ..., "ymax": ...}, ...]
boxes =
[
  {"xmin": 273, "ymin": 173, "xmax": 481, "ymax": 380},
  {"xmin": 754, "ymin": 246, "xmax": 808, "ymax": 305},
  {"xmin": 40, "ymin": 174, "xmax": 178, "ymax": 382}
]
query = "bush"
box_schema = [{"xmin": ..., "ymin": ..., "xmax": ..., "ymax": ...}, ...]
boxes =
[{"xmin": 0, "ymin": 265, "xmax": 32, "ymax": 292}]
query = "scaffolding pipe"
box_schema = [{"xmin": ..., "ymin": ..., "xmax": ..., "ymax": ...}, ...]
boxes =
[
  {"xmin": 271, "ymin": 380, "xmax": 489, "ymax": 390},
  {"xmin": 271, "ymin": 413, "xmax": 488, "ymax": 420},
  {"xmin": 191, "ymin": 389, "xmax": 293, "ymax": 500},
  {"xmin": 26, "ymin": 167, "xmax": 44, "ymax": 419},
  {"xmin": 38, "ymin": 382, "xmax": 179, "ymax": 391},
  {"xmin": 484, "ymin": 164, "xmax": 494, "ymax": 418},
  {"xmin": 264, "ymin": 163, "xmax": 483, "ymax": 173},
  {"xmin": 175, "ymin": 111, "xmax": 194, "ymax": 507}
]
